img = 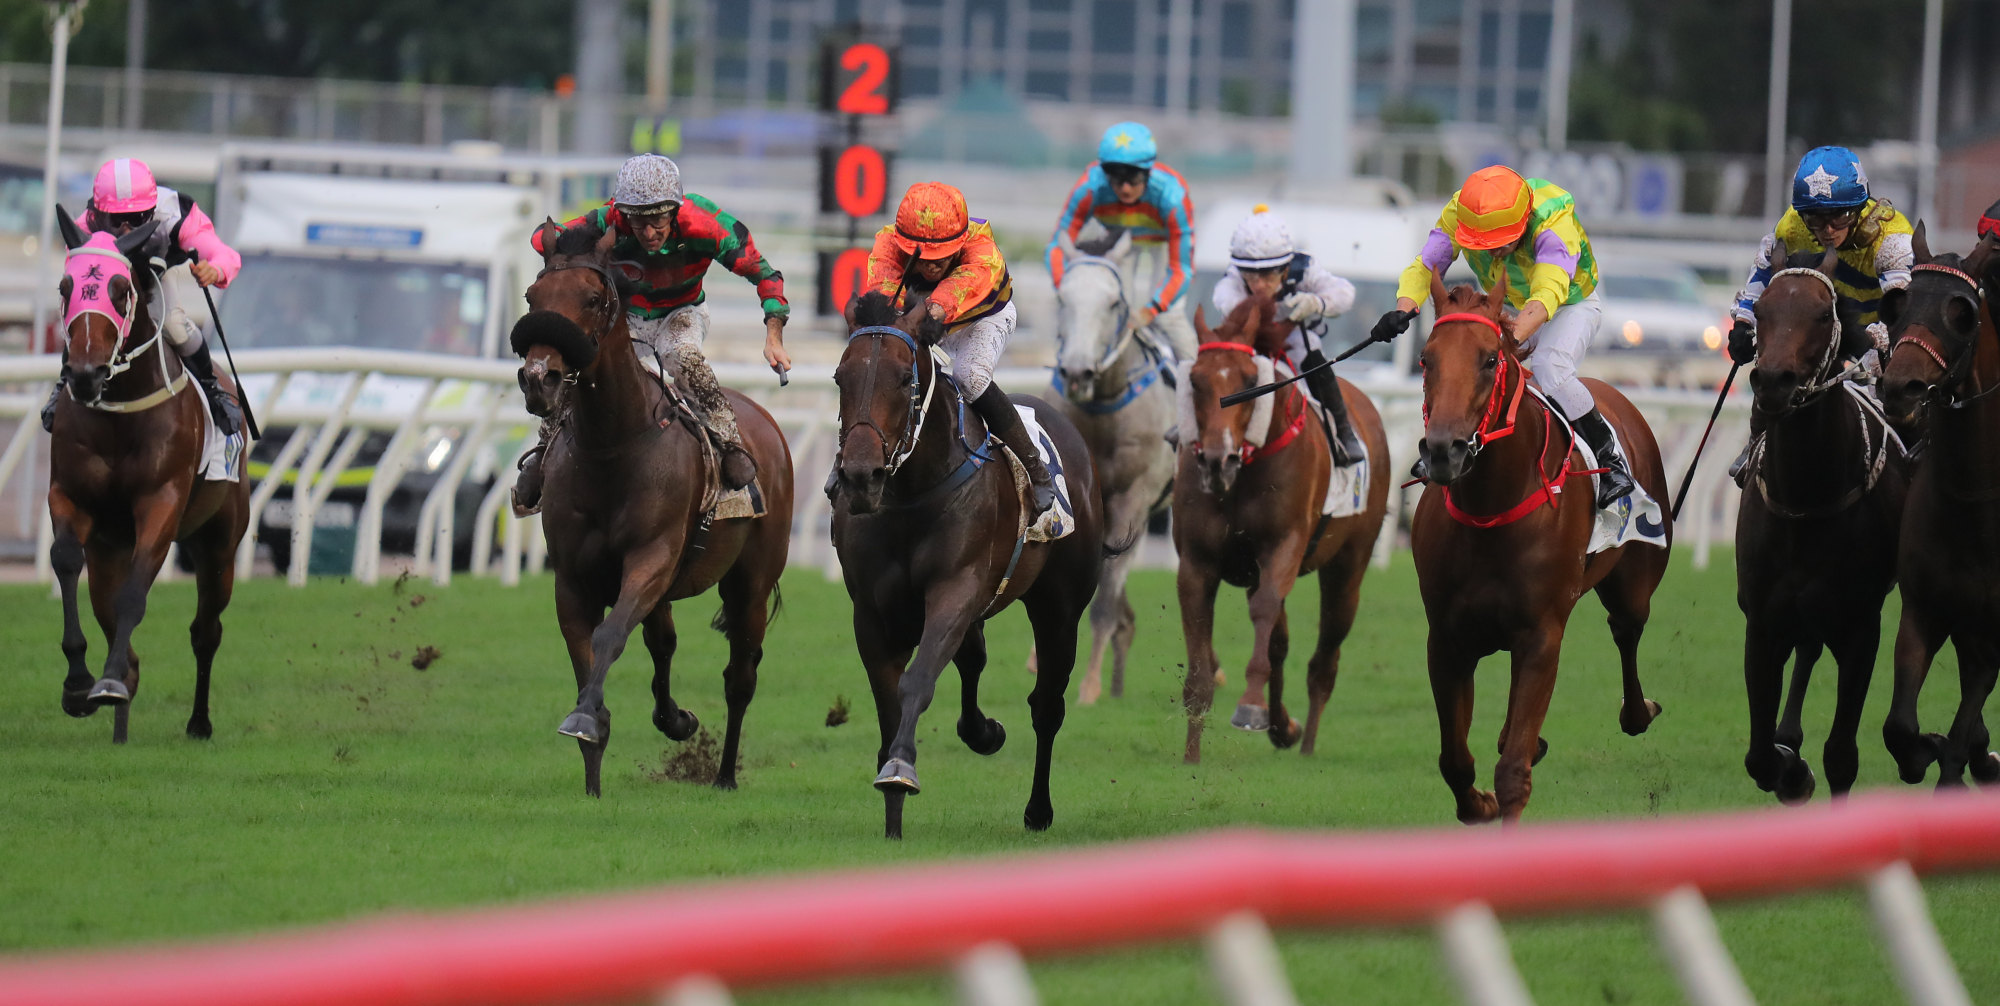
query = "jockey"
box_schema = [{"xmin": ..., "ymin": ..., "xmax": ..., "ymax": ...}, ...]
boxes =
[
  {"xmin": 513, "ymin": 154, "xmax": 791, "ymax": 515},
  {"xmin": 1044, "ymin": 122, "xmax": 1198, "ymax": 363},
  {"xmin": 1373, "ymin": 164, "xmax": 1635, "ymax": 509},
  {"xmin": 865, "ymin": 181, "xmax": 1056, "ymax": 516},
  {"xmin": 42, "ymin": 158, "xmax": 243, "ymax": 436},
  {"xmin": 1724, "ymin": 145, "xmax": 1914, "ymax": 484},
  {"xmin": 1210, "ymin": 205, "xmax": 1365, "ymax": 466}
]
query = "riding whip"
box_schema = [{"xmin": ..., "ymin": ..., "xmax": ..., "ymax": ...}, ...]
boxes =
[
  {"xmin": 1220, "ymin": 334, "xmax": 1381, "ymax": 407},
  {"xmin": 197, "ymin": 277, "xmax": 261, "ymax": 441},
  {"xmin": 1669, "ymin": 362, "xmax": 1740, "ymax": 522}
]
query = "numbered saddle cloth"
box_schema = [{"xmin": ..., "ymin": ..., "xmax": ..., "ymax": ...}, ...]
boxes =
[
  {"xmin": 1002, "ymin": 404, "xmax": 1076, "ymax": 543},
  {"xmin": 1288, "ymin": 366, "xmax": 1371, "ymax": 518},
  {"xmin": 187, "ymin": 378, "xmax": 246, "ymax": 483},
  {"xmin": 1531, "ymin": 386, "xmax": 1666, "ymax": 554}
]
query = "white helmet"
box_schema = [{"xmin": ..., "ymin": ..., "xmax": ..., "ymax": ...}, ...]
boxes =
[
  {"xmin": 613, "ymin": 154, "xmax": 683, "ymax": 214},
  {"xmin": 1229, "ymin": 204, "xmax": 1295, "ymax": 270}
]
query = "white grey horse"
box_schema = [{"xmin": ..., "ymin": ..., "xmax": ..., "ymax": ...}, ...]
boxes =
[{"xmin": 1047, "ymin": 229, "xmax": 1178, "ymax": 704}]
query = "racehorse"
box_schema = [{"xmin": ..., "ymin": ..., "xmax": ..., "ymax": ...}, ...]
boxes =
[
  {"xmin": 1173, "ymin": 293, "xmax": 1389, "ymax": 763},
  {"xmin": 833, "ymin": 291, "xmax": 1106, "ymax": 839},
  {"xmin": 1048, "ymin": 228, "xmax": 1175, "ymax": 704},
  {"xmin": 1734, "ymin": 250, "xmax": 1908, "ymax": 803},
  {"xmin": 46, "ymin": 208, "xmax": 250, "ymax": 744},
  {"xmin": 511, "ymin": 220, "xmax": 793, "ymax": 797},
  {"xmin": 1412, "ymin": 279, "xmax": 1669, "ymax": 824},
  {"xmin": 1878, "ymin": 230, "xmax": 2000, "ymax": 788}
]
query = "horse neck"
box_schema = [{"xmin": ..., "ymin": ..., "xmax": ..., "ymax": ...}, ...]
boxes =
[
  {"xmin": 1448, "ymin": 364, "xmax": 1556, "ymax": 515},
  {"xmin": 1930, "ymin": 302, "xmax": 2000, "ymax": 494},
  {"xmin": 566, "ymin": 324, "xmax": 657, "ymax": 448},
  {"xmin": 888, "ymin": 359, "xmax": 967, "ymax": 497},
  {"xmin": 1760, "ymin": 381, "xmax": 1864, "ymax": 501}
]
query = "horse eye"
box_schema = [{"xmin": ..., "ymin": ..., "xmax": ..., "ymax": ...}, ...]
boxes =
[
  {"xmin": 900, "ymin": 372, "xmax": 915, "ymax": 387},
  {"xmin": 1482, "ymin": 354, "xmax": 1498, "ymax": 370}
]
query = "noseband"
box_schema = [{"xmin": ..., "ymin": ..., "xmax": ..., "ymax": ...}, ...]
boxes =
[
  {"xmin": 1893, "ymin": 263, "xmax": 1995, "ymax": 410},
  {"xmin": 842, "ymin": 324, "xmax": 940, "ymax": 475}
]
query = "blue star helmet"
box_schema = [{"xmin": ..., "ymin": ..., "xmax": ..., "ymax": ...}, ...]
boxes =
[
  {"xmin": 1097, "ymin": 122, "xmax": 1158, "ymax": 170},
  {"xmin": 1791, "ymin": 146, "xmax": 1871, "ymax": 212}
]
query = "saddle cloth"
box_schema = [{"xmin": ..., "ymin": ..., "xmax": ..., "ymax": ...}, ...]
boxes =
[
  {"xmin": 1291, "ymin": 375, "xmax": 1371, "ymax": 518},
  {"xmin": 1525, "ymin": 384, "xmax": 1667, "ymax": 554},
  {"xmin": 1002, "ymin": 404, "xmax": 1077, "ymax": 543},
  {"xmin": 634, "ymin": 344, "xmax": 762, "ymax": 521},
  {"xmin": 186, "ymin": 379, "xmax": 246, "ymax": 483}
]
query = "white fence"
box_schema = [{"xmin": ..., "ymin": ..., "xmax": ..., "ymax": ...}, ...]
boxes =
[{"xmin": 0, "ymin": 348, "xmax": 1751, "ymax": 588}]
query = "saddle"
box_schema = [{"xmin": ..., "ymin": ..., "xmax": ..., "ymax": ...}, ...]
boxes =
[{"xmin": 634, "ymin": 349, "xmax": 765, "ymax": 521}]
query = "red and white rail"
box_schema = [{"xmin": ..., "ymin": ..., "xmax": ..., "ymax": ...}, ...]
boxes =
[{"xmin": 0, "ymin": 791, "xmax": 1992, "ymax": 1006}]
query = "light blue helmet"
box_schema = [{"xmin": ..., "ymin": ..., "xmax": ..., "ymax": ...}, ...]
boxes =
[
  {"xmin": 1097, "ymin": 122, "xmax": 1158, "ymax": 170},
  {"xmin": 1791, "ymin": 146, "xmax": 1870, "ymax": 213}
]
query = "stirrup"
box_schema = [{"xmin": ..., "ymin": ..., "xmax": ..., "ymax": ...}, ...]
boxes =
[{"xmin": 1594, "ymin": 462, "xmax": 1636, "ymax": 509}]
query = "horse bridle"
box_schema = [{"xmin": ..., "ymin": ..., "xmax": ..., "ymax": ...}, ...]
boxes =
[
  {"xmin": 64, "ymin": 247, "xmax": 166, "ymax": 386},
  {"xmin": 1893, "ymin": 262, "xmax": 1998, "ymax": 410},
  {"xmin": 1057, "ymin": 256, "xmax": 1140, "ymax": 374},
  {"xmin": 1423, "ymin": 312, "xmax": 1524, "ymax": 466},
  {"xmin": 530, "ymin": 261, "xmax": 624, "ymax": 385},
  {"xmin": 842, "ymin": 324, "xmax": 939, "ymax": 475},
  {"xmin": 1762, "ymin": 266, "xmax": 1854, "ymax": 414}
]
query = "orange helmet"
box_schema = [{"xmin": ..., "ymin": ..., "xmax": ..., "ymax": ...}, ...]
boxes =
[
  {"xmin": 891, "ymin": 182, "xmax": 971, "ymax": 259},
  {"xmin": 1452, "ymin": 165, "xmax": 1533, "ymax": 250}
]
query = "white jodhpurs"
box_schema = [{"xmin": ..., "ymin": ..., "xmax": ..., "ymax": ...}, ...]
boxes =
[
  {"xmin": 627, "ymin": 303, "xmax": 744, "ymax": 445},
  {"xmin": 937, "ymin": 301, "xmax": 1016, "ymax": 400},
  {"xmin": 1523, "ymin": 292, "xmax": 1601, "ymax": 419},
  {"xmin": 159, "ymin": 262, "xmax": 209, "ymax": 355}
]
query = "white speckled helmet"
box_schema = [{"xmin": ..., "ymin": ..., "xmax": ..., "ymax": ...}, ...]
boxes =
[
  {"xmin": 1229, "ymin": 204, "xmax": 1295, "ymax": 270},
  {"xmin": 613, "ymin": 154, "xmax": 683, "ymax": 214}
]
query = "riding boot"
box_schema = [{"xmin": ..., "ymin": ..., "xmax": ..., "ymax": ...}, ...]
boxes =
[
  {"xmin": 182, "ymin": 343, "xmax": 242, "ymax": 436},
  {"xmin": 1301, "ymin": 350, "xmax": 1365, "ymax": 466},
  {"xmin": 1728, "ymin": 407, "xmax": 1769, "ymax": 488},
  {"xmin": 1571, "ymin": 408, "xmax": 1637, "ymax": 508},
  {"xmin": 40, "ymin": 375, "xmax": 65, "ymax": 434},
  {"xmin": 511, "ymin": 419, "xmax": 558, "ymax": 517},
  {"xmin": 668, "ymin": 344, "xmax": 756, "ymax": 490},
  {"xmin": 974, "ymin": 383, "xmax": 1057, "ymax": 517}
]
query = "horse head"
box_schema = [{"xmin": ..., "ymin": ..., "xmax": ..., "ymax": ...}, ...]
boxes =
[
  {"xmin": 512, "ymin": 218, "xmax": 624, "ymax": 415},
  {"xmin": 1749, "ymin": 247, "xmax": 1851, "ymax": 417},
  {"xmin": 1882, "ymin": 222, "xmax": 1997, "ymax": 422},
  {"xmin": 834, "ymin": 290, "xmax": 941, "ymax": 514},
  {"xmin": 57, "ymin": 206, "xmax": 159, "ymax": 408},
  {"xmin": 1053, "ymin": 228, "xmax": 1135, "ymax": 402},
  {"xmin": 1185, "ymin": 294, "xmax": 1281, "ymax": 495},
  {"xmin": 1417, "ymin": 274, "xmax": 1517, "ymax": 487}
]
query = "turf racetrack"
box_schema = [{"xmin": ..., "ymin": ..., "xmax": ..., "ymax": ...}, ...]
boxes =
[{"xmin": 2, "ymin": 554, "xmax": 1994, "ymax": 1004}]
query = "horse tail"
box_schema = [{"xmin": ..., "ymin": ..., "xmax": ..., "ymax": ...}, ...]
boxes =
[
  {"xmin": 710, "ymin": 582, "xmax": 784, "ymax": 634},
  {"xmin": 1104, "ymin": 527, "xmax": 1142, "ymax": 560}
]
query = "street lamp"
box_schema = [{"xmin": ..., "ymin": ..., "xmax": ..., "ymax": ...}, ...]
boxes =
[{"xmin": 30, "ymin": 0, "xmax": 88, "ymax": 356}]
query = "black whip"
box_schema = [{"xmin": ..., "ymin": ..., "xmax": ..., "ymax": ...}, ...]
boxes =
[
  {"xmin": 1220, "ymin": 335, "xmax": 1382, "ymax": 407},
  {"xmin": 1670, "ymin": 362, "xmax": 1741, "ymax": 522},
  {"xmin": 198, "ymin": 281, "xmax": 260, "ymax": 440}
]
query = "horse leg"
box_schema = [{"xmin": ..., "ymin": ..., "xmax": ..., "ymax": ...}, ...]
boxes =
[
  {"xmin": 854, "ymin": 609, "xmax": 913, "ymax": 838},
  {"xmin": 1596, "ymin": 564, "xmax": 1662, "ymax": 736},
  {"xmin": 91, "ymin": 489, "xmax": 180, "ymax": 741},
  {"xmin": 873, "ymin": 587, "xmax": 985, "ymax": 836},
  {"xmin": 1023, "ymin": 593, "xmax": 1081, "ymax": 832},
  {"xmin": 561, "ymin": 547, "xmax": 679, "ymax": 751},
  {"xmin": 1495, "ymin": 625, "xmax": 1564, "ymax": 824},
  {"xmin": 83, "ymin": 541, "xmax": 134, "ymax": 743},
  {"xmin": 1937, "ymin": 640, "xmax": 2000, "ymax": 789},
  {"xmin": 954, "ymin": 623, "xmax": 1006, "ymax": 756},
  {"xmin": 1821, "ymin": 623, "xmax": 1881, "ymax": 798},
  {"xmin": 1111, "ymin": 590, "xmax": 1136, "ymax": 699},
  {"xmin": 1178, "ymin": 561, "xmax": 1223, "ymax": 764},
  {"xmin": 643, "ymin": 605, "xmax": 696, "ymax": 741},
  {"xmin": 711, "ymin": 568, "xmax": 771, "ymax": 791},
  {"xmin": 553, "ymin": 579, "xmax": 607, "ymax": 796},
  {"xmin": 182, "ymin": 518, "xmax": 240, "ymax": 741},
  {"xmin": 1260, "ymin": 603, "xmax": 1303, "ymax": 750},
  {"xmin": 48, "ymin": 491, "xmax": 96, "ymax": 719},
  {"xmin": 1300, "ymin": 543, "xmax": 1366, "ymax": 757},
  {"xmin": 1428, "ymin": 635, "xmax": 1494, "ymax": 824},
  {"xmin": 1740, "ymin": 614, "xmax": 1796, "ymax": 797},
  {"xmin": 1883, "ymin": 605, "xmax": 1949, "ymax": 784}
]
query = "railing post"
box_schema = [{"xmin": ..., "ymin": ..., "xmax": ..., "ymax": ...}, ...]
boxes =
[
  {"xmin": 352, "ymin": 378, "xmax": 441, "ymax": 584},
  {"xmin": 1438, "ymin": 902, "xmax": 1535, "ymax": 1006},
  {"xmin": 287, "ymin": 373, "xmax": 365, "ymax": 587},
  {"xmin": 1651, "ymin": 886, "xmax": 1756, "ymax": 1006},
  {"xmin": 658, "ymin": 974, "xmax": 734, "ymax": 1006},
  {"xmin": 1205, "ymin": 911, "xmax": 1299, "ymax": 1006},
  {"xmin": 955, "ymin": 941, "xmax": 1037, "ymax": 1006},
  {"xmin": 1867, "ymin": 861, "xmax": 1971, "ymax": 1006}
]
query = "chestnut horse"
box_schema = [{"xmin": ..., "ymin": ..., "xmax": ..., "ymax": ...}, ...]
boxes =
[
  {"xmin": 1878, "ymin": 231, "xmax": 2000, "ymax": 788},
  {"xmin": 1735, "ymin": 249, "xmax": 1908, "ymax": 803},
  {"xmin": 511, "ymin": 221, "xmax": 793, "ymax": 796},
  {"xmin": 1412, "ymin": 280, "xmax": 1668, "ymax": 823},
  {"xmin": 46, "ymin": 209, "xmax": 250, "ymax": 744},
  {"xmin": 1174, "ymin": 293, "xmax": 1389, "ymax": 763},
  {"xmin": 833, "ymin": 292, "xmax": 1106, "ymax": 839}
]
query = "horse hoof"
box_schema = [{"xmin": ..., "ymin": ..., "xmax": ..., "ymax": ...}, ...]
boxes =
[
  {"xmin": 1024, "ymin": 803, "xmax": 1053, "ymax": 832},
  {"xmin": 557, "ymin": 711, "xmax": 601, "ymax": 745},
  {"xmin": 88, "ymin": 679, "xmax": 131, "ymax": 705},
  {"xmin": 1532, "ymin": 737, "xmax": 1550, "ymax": 766},
  {"xmin": 1268, "ymin": 717, "xmax": 1302, "ymax": 750},
  {"xmin": 61, "ymin": 690, "xmax": 98, "ymax": 719},
  {"xmin": 654, "ymin": 706, "xmax": 699, "ymax": 742},
  {"xmin": 1230, "ymin": 704, "xmax": 1270, "ymax": 732},
  {"xmin": 1775, "ymin": 746, "xmax": 1816, "ymax": 805},
  {"xmin": 712, "ymin": 774, "xmax": 738, "ymax": 791},
  {"xmin": 874, "ymin": 758, "xmax": 920, "ymax": 794},
  {"xmin": 958, "ymin": 716, "xmax": 1006, "ymax": 756},
  {"xmin": 1078, "ymin": 676, "xmax": 1101, "ymax": 705},
  {"xmin": 1213, "ymin": 669, "xmax": 1228, "ymax": 688},
  {"xmin": 1619, "ymin": 697, "xmax": 1661, "ymax": 736},
  {"xmin": 1457, "ymin": 790, "xmax": 1501, "ymax": 825},
  {"xmin": 185, "ymin": 719, "xmax": 212, "ymax": 741}
]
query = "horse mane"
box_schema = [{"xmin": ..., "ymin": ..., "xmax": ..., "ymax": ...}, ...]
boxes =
[
  {"xmin": 1075, "ymin": 227, "xmax": 1126, "ymax": 257},
  {"xmin": 851, "ymin": 289, "xmax": 946, "ymax": 345},
  {"xmin": 1210, "ymin": 293, "xmax": 1292, "ymax": 358},
  {"xmin": 544, "ymin": 220, "xmax": 639, "ymax": 301},
  {"xmin": 509, "ymin": 310, "xmax": 597, "ymax": 369}
]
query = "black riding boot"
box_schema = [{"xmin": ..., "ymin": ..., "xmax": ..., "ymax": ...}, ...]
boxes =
[
  {"xmin": 39, "ymin": 375, "xmax": 65, "ymax": 434},
  {"xmin": 974, "ymin": 383, "xmax": 1057, "ymax": 517},
  {"xmin": 1728, "ymin": 407, "xmax": 1769, "ymax": 488},
  {"xmin": 1301, "ymin": 350, "xmax": 1365, "ymax": 467},
  {"xmin": 182, "ymin": 343, "xmax": 241, "ymax": 436},
  {"xmin": 1571, "ymin": 407, "xmax": 1636, "ymax": 508},
  {"xmin": 511, "ymin": 419, "xmax": 558, "ymax": 517}
]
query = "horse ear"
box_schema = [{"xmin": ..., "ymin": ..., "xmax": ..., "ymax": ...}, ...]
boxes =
[
  {"xmin": 1193, "ymin": 305, "xmax": 1213, "ymax": 342},
  {"xmin": 1817, "ymin": 246, "xmax": 1840, "ymax": 278},
  {"xmin": 1879, "ymin": 287, "xmax": 1908, "ymax": 330},
  {"xmin": 1429, "ymin": 271, "xmax": 1448, "ymax": 313},
  {"xmin": 534, "ymin": 219, "xmax": 564, "ymax": 258},
  {"xmin": 593, "ymin": 224, "xmax": 618, "ymax": 259},
  {"xmin": 1486, "ymin": 270, "xmax": 1509, "ymax": 318},
  {"xmin": 55, "ymin": 204, "xmax": 87, "ymax": 250},
  {"xmin": 114, "ymin": 219, "xmax": 158, "ymax": 261},
  {"xmin": 1912, "ymin": 220, "xmax": 1932, "ymax": 265},
  {"xmin": 842, "ymin": 293, "xmax": 859, "ymax": 327},
  {"xmin": 1107, "ymin": 227, "xmax": 1133, "ymax": 260},
  {"xmin": 109, "ymin": 273, "xmax": 132, "ymax": 304}
]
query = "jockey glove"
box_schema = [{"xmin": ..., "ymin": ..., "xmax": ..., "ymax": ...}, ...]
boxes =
[
  {"xmin": 1283, "ymin": 292, "xmax": 1327, "ymax": 323},
  {"xmin": 1727, "ymin": 318, "xmax": 1756, "ymax": 365},
  {"xmin": 1371, "ymin": 308, "xmax": 1418, "ymax": 343}
]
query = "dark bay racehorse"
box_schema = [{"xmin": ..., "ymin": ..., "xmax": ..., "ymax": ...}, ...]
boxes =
[
  {"xmin": 47, "ymin": 208, "xmax": 250, "ymax": 744},
  {"xmin": 1736, "ymin": 250, "xmax": 1908, "ymax": 803},
  {"xmin": 512, "ymin": 221, "xmax": 793, "ymax": 796},
  {"xmin": 833, "ymin": 291, "xmax": 1106, "ymax": 839},
  {"xmin": 1879, "ymin": 231, "xmax": 2000, "ymax": 788},
  {"xmin": 1174, "ymin": 294, "xmax": 1390, "ymax": 763},
  {"xmin": 1412, "ymin": 280, "xmax": 1668, "ymax": 824}
]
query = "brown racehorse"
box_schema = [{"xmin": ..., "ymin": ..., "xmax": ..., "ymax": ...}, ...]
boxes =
[
  {"xmin": 511, "ymin": 220, "xmax": 793, "ymax": 797},
  {"xmin": 1412, "ymin": 279, "xmax": 1668, "ymax": 824},
  {"xmin": 833, "ymin": 291, "xmax": 1106, "ymax": 839},
  {"xmin": 1174, "ymin": 293, "xmax": 1390, "ymax": 763},
  {"xmin": 1735, "ymin": 249, "xmax": 1908, "ymax": 803},
  {"xmin": 47, "ymin": 209, "xmax": 250, "ymax": 744},
  {"xmin": 1879, "ymin": 230, "xmax": 2000, "ymax": 788}
]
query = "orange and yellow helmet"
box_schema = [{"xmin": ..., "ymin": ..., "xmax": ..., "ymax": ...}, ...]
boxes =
[
  {"xmin": 891, "ymin": 182, "xmax": 971, "ymax": 259},
  {"xmin": 1452, "ymin": 165, "xmax": 1533, "ymax": 251}
]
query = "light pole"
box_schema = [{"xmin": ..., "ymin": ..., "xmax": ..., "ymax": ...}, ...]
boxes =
[
  {"xmin": 1763, "ymin": 0, "xmax": 1793, "ymax": 219},
  {"xmin": 30, "ymin": 0, "xmax": 86, "ymax": 356}
]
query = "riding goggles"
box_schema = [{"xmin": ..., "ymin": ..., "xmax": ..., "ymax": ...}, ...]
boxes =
[
  {"xmin": 1103, "ymin": 164, "xmax": 1150, "ymax": 187},
  {"xmin": 1800, "ymin": 209, "xmax": 1859, "ymax": 232}
]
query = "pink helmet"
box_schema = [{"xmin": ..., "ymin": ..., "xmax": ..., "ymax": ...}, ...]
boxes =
[{"xmin": 92, "ymin": 158, "xmax": 158, "ymax": 215}]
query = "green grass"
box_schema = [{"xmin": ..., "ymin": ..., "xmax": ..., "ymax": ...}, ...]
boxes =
[{"xmin": 1, "ymin": 554, "xmax": 1994, "ymax": 1004}]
